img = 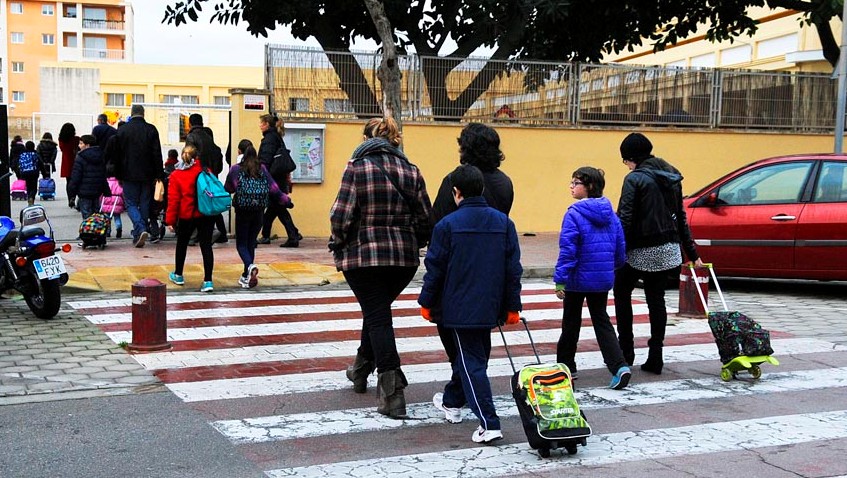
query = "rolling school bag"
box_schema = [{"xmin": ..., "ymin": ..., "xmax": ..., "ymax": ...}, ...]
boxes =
[
  {"xmin": 691, "ymin": 264, "xmax": 778, "ymax": 381},
  {"xmin": 499, "ymin": 318, "xmax": 591, "ymax": 457},
  {"xmin": 11, "ymin": 179, "xmax": 27, "ymax": 201},
  {"xmin": 38, "ymin": 178, "xmax": 56, "ymax": 200},
  {"xmin": 78, "ymin": 199, "xmax": 117, "ymax": 249}
]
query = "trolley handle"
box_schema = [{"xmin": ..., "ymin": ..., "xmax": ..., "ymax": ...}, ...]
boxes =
[
  {"xmin": 688, "ymin": 263, "xmax": 729, "ymax": 314},
  {"xmin": 497, "ymin": 317, "xmax": 542, "ymax": 375}
]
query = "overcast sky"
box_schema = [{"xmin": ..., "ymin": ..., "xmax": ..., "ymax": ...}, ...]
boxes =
[{"xmin": 133, "ymin": 0, "xmax": 324, "ymax": 66}]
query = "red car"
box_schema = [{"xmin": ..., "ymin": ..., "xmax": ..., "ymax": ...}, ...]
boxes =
[{"xmin": 683, "ymin": 153, "xmax": 847, "ymax": 280}]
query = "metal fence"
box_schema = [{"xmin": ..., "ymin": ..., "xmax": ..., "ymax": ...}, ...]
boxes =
[{"xmin": 265, "ymin": 45, "xmax": 838, "ymax": 132}]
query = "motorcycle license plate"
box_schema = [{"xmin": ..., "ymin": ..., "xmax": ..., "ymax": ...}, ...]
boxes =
[{"xmin": 33, "ymin": 255, "xmax": 66, "ymax": 280}]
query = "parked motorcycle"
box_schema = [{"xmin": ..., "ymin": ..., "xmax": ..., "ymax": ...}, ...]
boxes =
[{"xmin": 1, "ymin": 172, "xmax": 70, "ymax": 319}]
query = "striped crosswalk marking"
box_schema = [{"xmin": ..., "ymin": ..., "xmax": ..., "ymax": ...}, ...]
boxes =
[
  {"xmin": 266, "ymin": 410, "xmax": 847, "ymax": 478},
  {"xmin": 69, "ymin": 282, "xmax": 847, "ymax": 478}
]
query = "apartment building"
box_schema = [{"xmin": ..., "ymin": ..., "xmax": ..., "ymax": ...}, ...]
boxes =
[{"xmin": 4, "ymin": 0, "xmax": 133, "ymax": 118}]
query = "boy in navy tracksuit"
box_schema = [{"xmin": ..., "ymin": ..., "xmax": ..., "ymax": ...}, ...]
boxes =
[{"xmin": 419, "ymin": 164, "xmax": 523, "ymax": 444}]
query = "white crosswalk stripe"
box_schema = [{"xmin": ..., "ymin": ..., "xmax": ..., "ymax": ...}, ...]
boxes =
[{"xmin": 69, "ymin": 282, "xmax": 847, "ymax": 478}]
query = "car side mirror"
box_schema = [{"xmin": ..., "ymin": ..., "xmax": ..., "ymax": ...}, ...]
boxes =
[{"xmin": 703, "ymin": 192, "xmax": 718, "ymax": 207}]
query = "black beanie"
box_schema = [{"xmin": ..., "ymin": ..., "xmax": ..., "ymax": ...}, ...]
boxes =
[{"xmin": 620, "ymin": 132, "xmax": 653, "ymax": 163}]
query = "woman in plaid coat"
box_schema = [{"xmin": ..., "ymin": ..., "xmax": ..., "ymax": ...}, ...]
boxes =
[{"xmin": 329, "ymin": 117, "xmax": 432, "ymax": 418}]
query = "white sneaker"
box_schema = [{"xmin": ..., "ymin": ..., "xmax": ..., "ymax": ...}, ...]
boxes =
[
  {"xmin": 238, "ymin": 275, "xmax": 250, "ymax": 289},
  {"xmin": 247, "ymin": 264, "xmax": 259, "ymax": 288},
  {"xmin": 471, "ymin": 426, "xmax": 503, "ymax": 444},
  {"xmin": 432, "ymin": 393, "xmax": 462, "ymax": 424}
]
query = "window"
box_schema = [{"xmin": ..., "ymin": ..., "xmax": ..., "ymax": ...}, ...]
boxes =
[
  {"xmin": 213, "ymin": 96, "xmax": 230, "ymax": 106},
  {"xmin": 162, "ymin": 95, "xmax": 198, "ymax": 104},
  {"xmin": 131, "ymin": 94, "xmax": 145, "ymax": 104},
  {"xmin": 815, "ymin": 162, "xmax": 847, "ymax": 203},
  {"xmin": 106, "ymin": 93, "xmax": 126, "ymax": 107},
  {"xmin": 11, "ymin": 32, "xmax": 24, "ymax": 44},
  {"xmin": 66, "ymin": 35, "xmax": 78, "ymax": 48},
  {"xmin": 324, "ymin": 98, "xmax": 353, "ymax": 113},
  {"xmin": 10, "ymin": 2, "xmax": 23, "ymax": 14},
  {"xmin": 717, "ymin": 162, "xmax": 813, "ymax": 206},
  {"xmin": 65, "ymin": 5, "xmax": 77, "ymax": 18},
  {"xmin": 42, "ymin": 34, "xmax": 56, "ymax": 45},
  {"xmin": 12, "ymin": 62, "xmax": 24, "ymax": 73},
  {"xmin": 42, "ymin": 4, "xmax": 54, "ymax": 15},
  {"xmin": 289, "ymin": 97, "xmax": 310, "ymax": 111},
  {"xmin": 12, "ymin": 91, "xmax": 25, "ymax": 102}
]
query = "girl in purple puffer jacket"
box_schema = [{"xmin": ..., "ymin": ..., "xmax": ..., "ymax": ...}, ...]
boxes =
[
  {"xmin": 101, "ymin": 177, "xmax": 125, "ymax": 238},
  {"xmin": 553, "ymin": 166, "xmax": 630, "ymax": 390}
]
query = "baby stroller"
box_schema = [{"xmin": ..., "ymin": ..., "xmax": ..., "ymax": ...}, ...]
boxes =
[{"xmin": 690, "ymin": 264, "xmax": 779, "ymax": 381}]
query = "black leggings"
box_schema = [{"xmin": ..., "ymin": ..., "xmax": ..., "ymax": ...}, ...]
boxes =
[{"xmin": 174, "ymin": 216, "xmax": 215, "ymax": 281}]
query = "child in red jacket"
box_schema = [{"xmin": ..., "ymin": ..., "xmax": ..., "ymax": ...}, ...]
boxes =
[{"xmin": 166, "ymin": 145, "xmax": 215, "ymax": 292}]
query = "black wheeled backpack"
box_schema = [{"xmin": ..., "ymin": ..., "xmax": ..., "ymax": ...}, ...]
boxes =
[{"xmin": 499, "ymin": 318, "xmax": 591, "ymax": 457}]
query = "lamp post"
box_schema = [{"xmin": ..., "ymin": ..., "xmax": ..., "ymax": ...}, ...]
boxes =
[{"xmin": 834, "ymin": 1, "xmax": 847, "ymax": 153}]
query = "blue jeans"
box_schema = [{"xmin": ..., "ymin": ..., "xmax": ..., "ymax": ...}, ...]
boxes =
[
  {"xmin": 234, "ymin": 208, "xmax": 264, "ymax": 276},
  {"xmin": 121, "ymin": 180, "xmax": 152, "ymax": 242},
  {"xmin": 77, "ymin": 197, "xmax": 97, "ymax": 220},
  {"xmin": 443, "ymin": 328, "xmax": 500, "ymax": 431}
]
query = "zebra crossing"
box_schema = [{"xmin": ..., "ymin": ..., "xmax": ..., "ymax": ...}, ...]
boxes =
[{"xmin": 67, "ymin": 280, "xmax": 847, "ymax": 477}]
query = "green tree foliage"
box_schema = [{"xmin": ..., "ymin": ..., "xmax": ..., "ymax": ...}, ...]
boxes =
[{"xmin": 163, "ymin": 0, "xmax": 841, "ymax": 119}]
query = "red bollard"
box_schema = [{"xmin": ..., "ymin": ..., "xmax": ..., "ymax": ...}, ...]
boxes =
[
  {"xmin": 678, "ymin": 266, "xmax": 709, "ymax": 317},
  {"xmin": 128, "ymin": 278, "xmax": 172, "ymax": 352}
]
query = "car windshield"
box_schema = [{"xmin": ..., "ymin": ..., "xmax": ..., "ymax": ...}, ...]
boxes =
[{"xmin": 716, "ymin": 161, "xmax": 813, "ymax": 205}]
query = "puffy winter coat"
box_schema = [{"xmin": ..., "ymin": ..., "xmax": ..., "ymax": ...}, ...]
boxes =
[
  {"xmin": 554, "ymin": 197, "xmax": 626, "ymax": 292},
  {"xmin": 165, "ymin": 161, "xmax": 203, "ymax": 225},
  {"xmin": 418, "ymin": 196, "xmax": 522, "ymax": 329},
  {"xmin": 67, "ymin": 146, "xmax": 109, "ymax": 200},
  {"xmin": 100, "ymin": 177, "xmax": 125, "ymax": 214}
]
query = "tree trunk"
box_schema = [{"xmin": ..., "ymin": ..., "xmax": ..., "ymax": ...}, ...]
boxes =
[{"xmin": 363, "ymin": 0, "xmax": 403, "ymax": 130}]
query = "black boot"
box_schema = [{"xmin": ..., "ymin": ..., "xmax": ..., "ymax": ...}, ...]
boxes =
[
  {"xmin": 640, "ymin": 347, "xmax": 663, "ymax": 374},
  {"xmin": 345, "ymin": 354, "xmax": 375, "ymax": 394},
  {"xmin": 377, "ymin": 369, "xmax": 408, "ymax": 418}
]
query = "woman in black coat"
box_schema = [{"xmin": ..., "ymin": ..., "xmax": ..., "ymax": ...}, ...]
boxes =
[{"xmin": 256, "ymin": 114, "xmax": 301, "ymax": 247}]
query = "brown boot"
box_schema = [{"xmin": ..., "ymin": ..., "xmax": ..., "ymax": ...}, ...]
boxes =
[
  {"xmin": 345, "ymin": 353, "xmax": 375, "ymax": 394},
  {"xmin": 377, "ymin": 369, "xmax": 408, "ymax": 418}
]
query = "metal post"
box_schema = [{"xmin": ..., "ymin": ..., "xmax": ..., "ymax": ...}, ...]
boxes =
[{"xmin": 835, "ymin": 1, "xmax": 847, "ymax": 152}]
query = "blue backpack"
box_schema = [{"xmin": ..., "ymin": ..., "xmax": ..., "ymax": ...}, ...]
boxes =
[
  {"xmin": 196, "ymin": 169, "xmax": 231, "ymax": 216},
  {"xmin": 17, "ymin": 151, "xmax": 39, "ymax": 176},
  {"xmin": 235, "ymin": 169, "xmax": 269, "ymax": 211}
]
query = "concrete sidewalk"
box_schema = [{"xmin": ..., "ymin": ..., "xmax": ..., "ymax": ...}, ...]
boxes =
[{"xmin": 60, "ymin": 232, "xmax": 559, "ymax": 293}]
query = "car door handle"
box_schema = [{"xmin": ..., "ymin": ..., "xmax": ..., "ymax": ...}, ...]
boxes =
[{"xmin": 770, "ymin": 215, "xmax": 796, "ymax": 221}]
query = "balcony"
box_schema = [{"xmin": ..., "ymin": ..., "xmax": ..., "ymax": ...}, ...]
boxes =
[
  {"xmin": 58, "ymin": 46, "xmax": 127, "ymax": 62},
  {"xmin": 82, "ymin": 19, "xmax": 125, "ymax": 32}
]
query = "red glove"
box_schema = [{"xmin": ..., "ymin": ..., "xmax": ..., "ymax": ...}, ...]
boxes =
[
  {"xmin": 421, "ymin": 307, "xmax": 432, "ymax": 322},
  {"xmin": 506, "ymin": 311, "xmax": 520, "ymax": 325}
]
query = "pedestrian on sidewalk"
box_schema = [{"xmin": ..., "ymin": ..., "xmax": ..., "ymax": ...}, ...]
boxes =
[
  {"xmin": 101, "ymin": 176, "xmax": 125, "ymax": 239},
  {"xmin": 419, "ymin": 164, "xmax": 522, "ymax": 444},
  {"xmin": 428, "ymin": 122, "xmax": 515, "ymax": 407},
  {"xmin": 12, "ymin": 141, "xmax": 43, "ymax": 206},
  {"xmin": 225, "ymin": 142, "xmax": 291, "ymax": 289},
  {"xmin": 554, "ymin": 166, "xmax": 630, "ymax": 389},
  {"xmin": 330, "ymin": 116, "xmax": 432, "ymax": 418},
  {"xmin": 166, "ymin": 145, "xmax": 216, "ymax": 293},
  {"xmin": 67, "ymin": 135, "xmax": 109, "ymax": 220},
  {"xmin": 185, "ymin": 113, "xmax": 227, "ymax": 244},
  {"xmin": 257, "ymin": 114, "xmax": 301, "ymax": 247},
  {"xmin": 105, "ymin": 104, "xmax": 164, "ymax": 248},
  {"xmin": 614, "ymin": 132, "xmax": 704, "ymax": 375},
  {"xmin": 36, "ymin": 132, "xmax": 58, "ymax": 179},
  {"xmin": 58, "ymin": 123, "xmax": 80, "ymax": 209}
]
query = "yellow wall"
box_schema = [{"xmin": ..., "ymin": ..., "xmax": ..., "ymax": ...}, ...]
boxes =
[{"xmin": 250, "ymin": 121, "xmax": 834, "ymax": 238}]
